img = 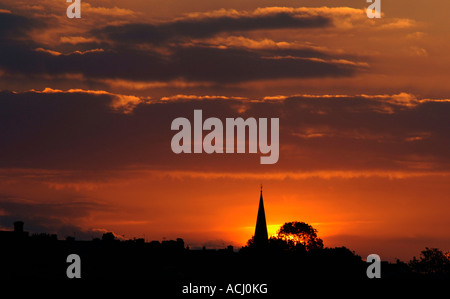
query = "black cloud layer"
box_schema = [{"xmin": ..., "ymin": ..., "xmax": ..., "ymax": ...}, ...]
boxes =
[
  {"xmin": 0, "ymin": 11, "xmax": 361, "ymax": 83},
  {"xmin": 93, "ymin": 12, "xmax": 331, "ymax": 44},
  {"xmin": 0, "ymin": 91, "xmax": 448, "ymax": 172},
  {"xmin": 0, "ymin": 194, "xmax": 107, "ymax": 239}
]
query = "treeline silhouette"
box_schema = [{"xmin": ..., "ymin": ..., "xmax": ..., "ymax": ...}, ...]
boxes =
[{"xmin": 0, "ymin": 221, "xmax": 448, "ymax": 280}]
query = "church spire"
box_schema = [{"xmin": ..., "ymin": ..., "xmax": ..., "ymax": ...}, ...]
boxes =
[{"xmin": 254, "ymin": 186, "xmax": 268, "ymax": 247}]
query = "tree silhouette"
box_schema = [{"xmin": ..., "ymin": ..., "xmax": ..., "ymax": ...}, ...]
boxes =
[
  {"xmin": 246, "ymin": 235, "xmax": 255, "ymax": 247},
  {"xmin": 409, "ymin": 247, "xmax": 450, "ymax": 276},
  {"xmin": 274, "ymin": 221, "xmax": 323, "ymax": 251},
  {"xmin": 244, "ymin": 234, "xmax": 295, "ymax": 251}
]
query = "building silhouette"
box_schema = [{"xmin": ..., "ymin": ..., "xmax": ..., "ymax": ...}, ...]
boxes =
[
  {"xmin": 0, "ymin": 215, "xmax": 420, "ymax": 279},
  {"xmin": 0, "ymin": 220, "xmax": 29, "ymax": 241},
  {"xmin": 253, "ymin": 186, "xmax": 268, "ymax": 248}
]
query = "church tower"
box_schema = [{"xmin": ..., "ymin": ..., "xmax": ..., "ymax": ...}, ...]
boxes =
[{"xmin": 254, "ymin": 186, "xmax": 268, "ymax": 247}]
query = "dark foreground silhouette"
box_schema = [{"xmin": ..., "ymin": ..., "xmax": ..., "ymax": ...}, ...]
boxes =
[{"xmin": 0, "ymin": 221, "xmax": 447, "ymax": 281}]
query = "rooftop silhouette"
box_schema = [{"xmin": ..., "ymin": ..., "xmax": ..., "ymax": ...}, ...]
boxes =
[{"xmin": 0, "ymin": 188, "xmax": 446, "ymax": 281}]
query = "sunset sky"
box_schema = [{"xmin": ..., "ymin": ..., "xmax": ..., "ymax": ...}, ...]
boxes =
[{"xmin": 0, "ymin": 0, "xmax": 449, "ymax": 262}]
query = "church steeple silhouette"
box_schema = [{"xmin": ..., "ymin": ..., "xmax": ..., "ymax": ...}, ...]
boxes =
[{"xmin": 254, "ymin": 185, "xmax": 268, "ymax": 247}]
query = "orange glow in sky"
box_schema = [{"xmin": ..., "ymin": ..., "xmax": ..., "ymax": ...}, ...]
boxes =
[{"xmin": 0, "ymin": 0, "xmax": 449, "ymax": 263}]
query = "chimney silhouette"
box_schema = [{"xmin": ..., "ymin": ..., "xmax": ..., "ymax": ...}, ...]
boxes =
[
  {"xmin": 14, "ymin": 221, "xmax": 24, "ymax": 233},
  {"xmin": 254, "ymin": 187, "xmax": 268, "ymax": 248}
]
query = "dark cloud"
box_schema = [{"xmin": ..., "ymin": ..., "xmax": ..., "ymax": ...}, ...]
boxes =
[
  {"xmin": 0, "ymin": 11, "xmax": 38, "ymax": 39},
  {"xmin": 0, "ymin": 40, "xmax": 358, "ymax": 83},
  {"xmin": 93, "ymin": 9, "xmax": 331, "ymax": 45},
  {"xmin": 0, "ymin": 194, "xmax": 108, "ymax": 239},
  {"xmin": 0, "ymin": 90, "xmax": 449, "ymax": 172},
  {"xmin": 170, "ymin": 46, "xmax": 358, "ymax": 82},
  {"xmin": 0, "ymin": 10, "xmax": 360, "ymax": 83}
]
